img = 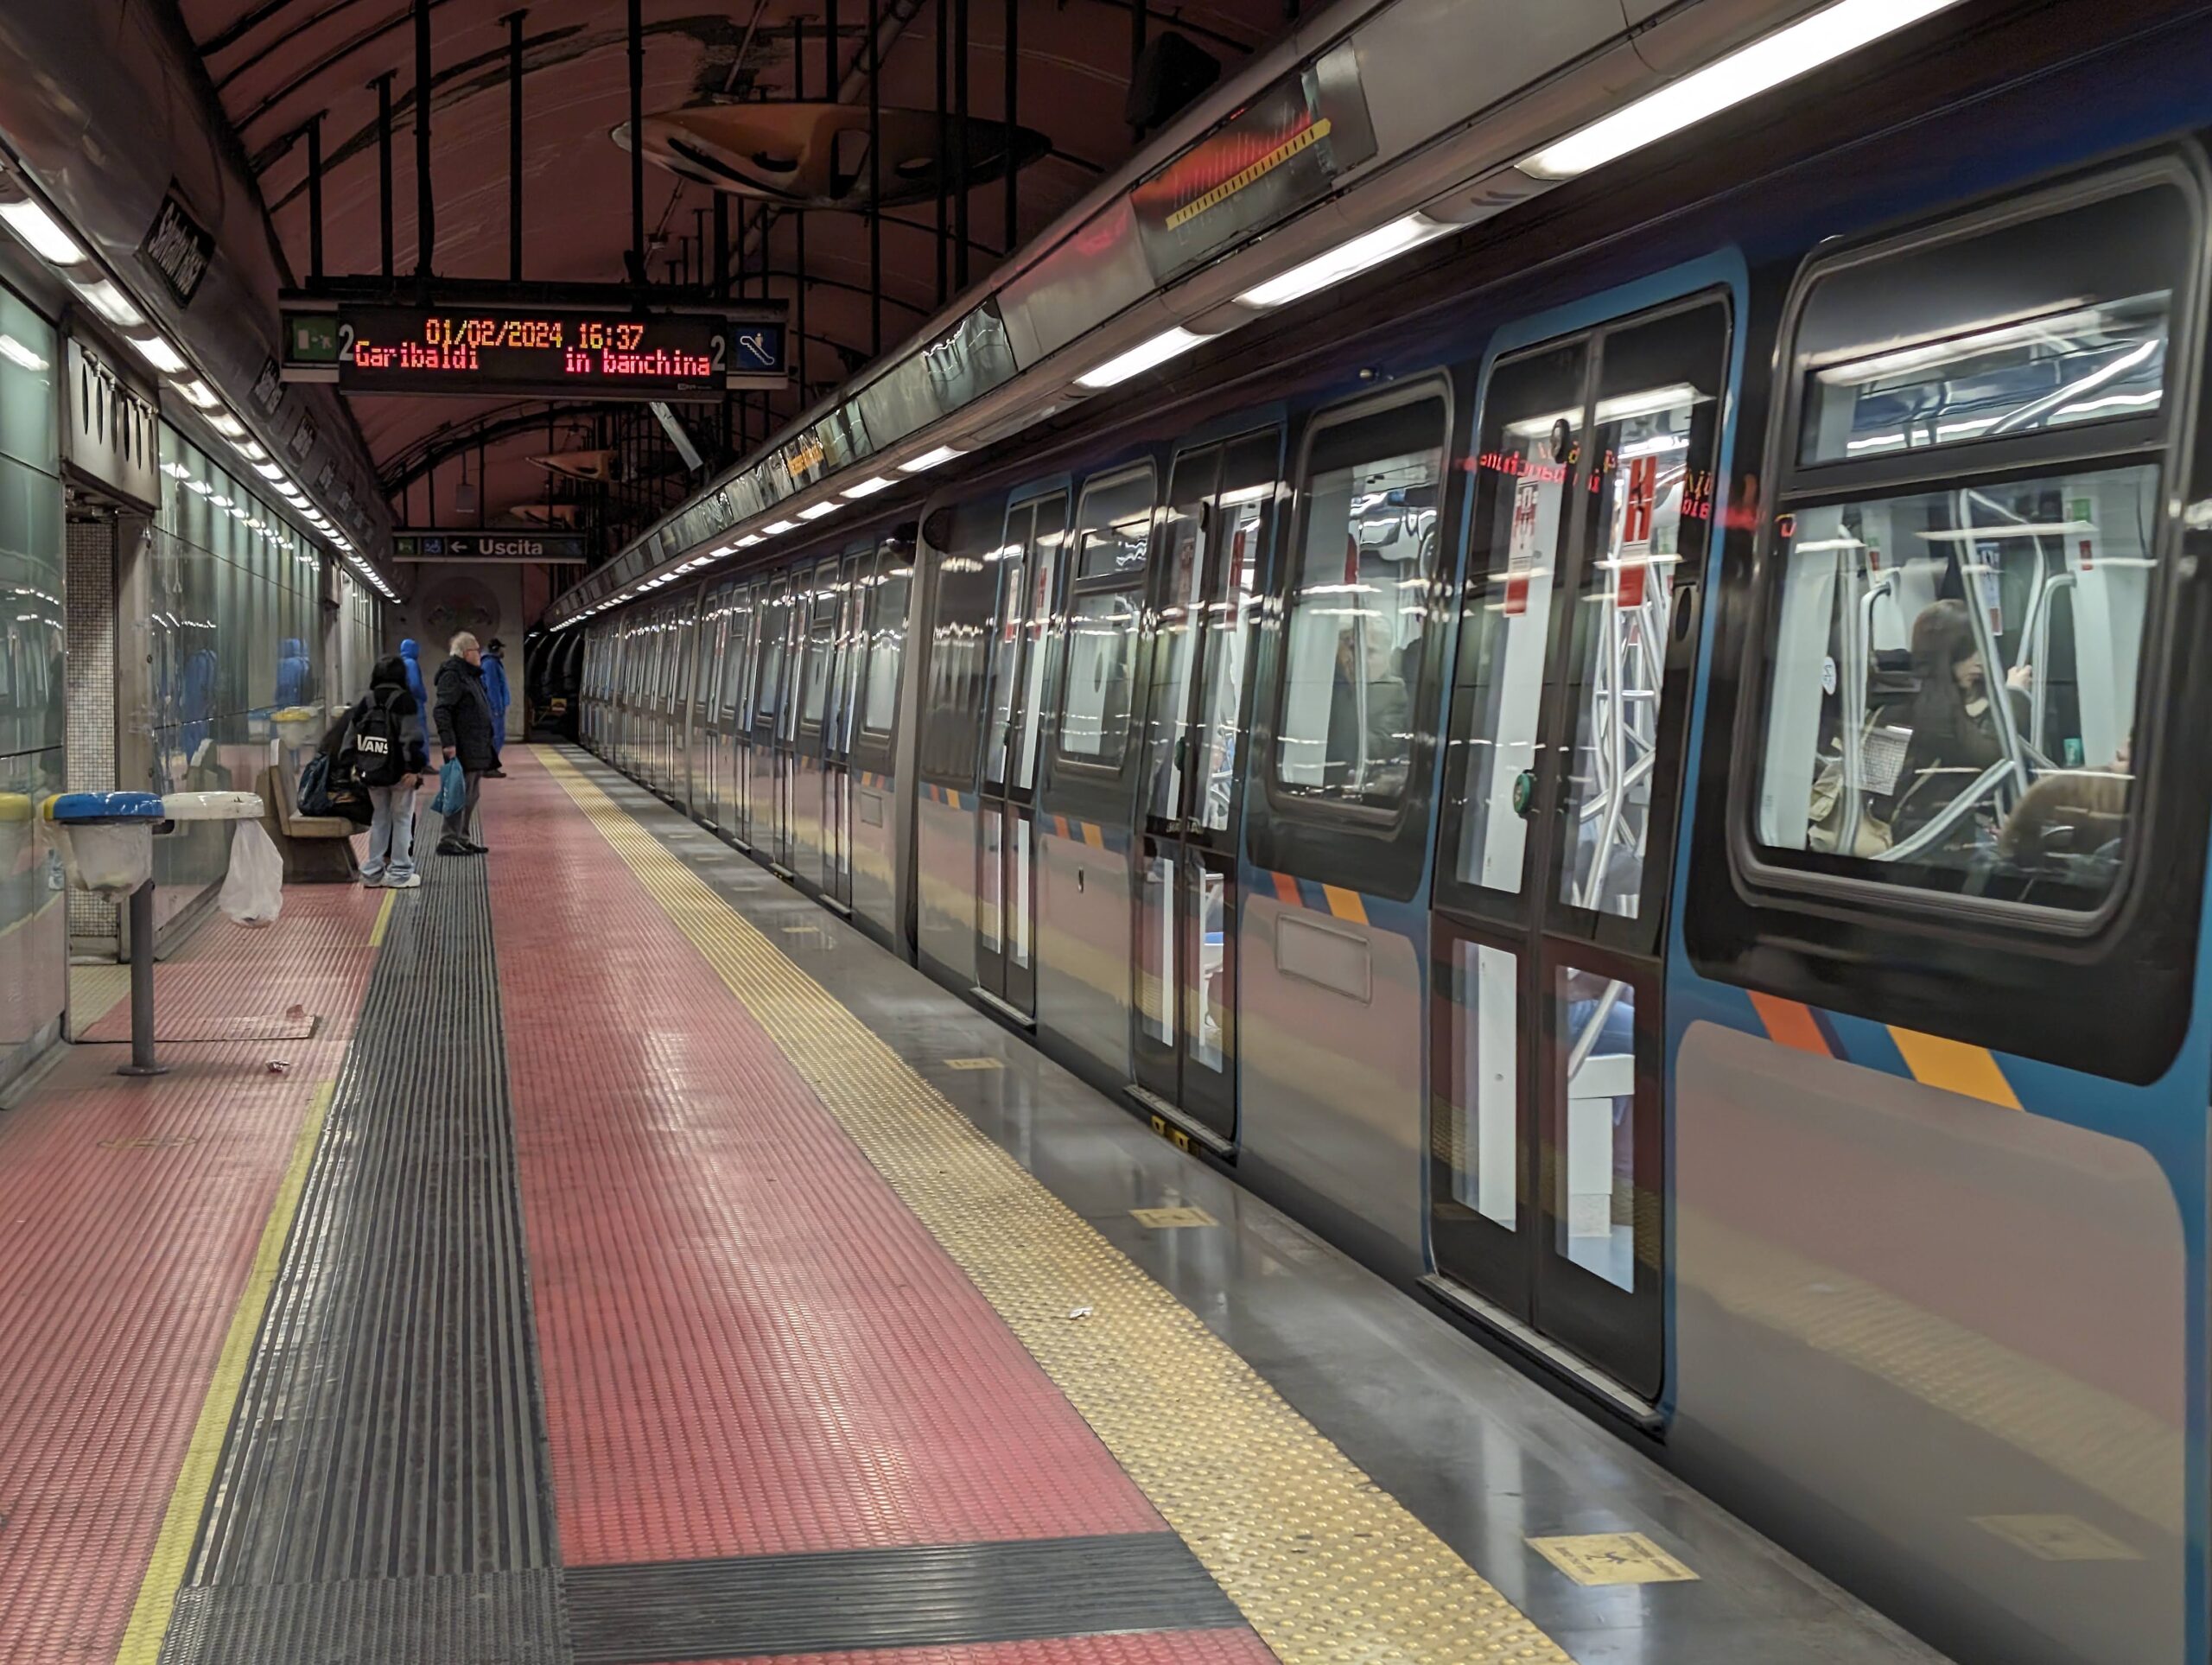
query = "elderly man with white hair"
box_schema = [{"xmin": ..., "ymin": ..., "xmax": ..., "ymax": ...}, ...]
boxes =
[{"xmin": 431, "ymin": 631, "xmax": 499, "ymax": 855}]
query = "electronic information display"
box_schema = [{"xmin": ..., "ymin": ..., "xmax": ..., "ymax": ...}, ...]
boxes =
[{"xmin": 282, "ymin": 303, "xmax": 786, "ymax": 399}]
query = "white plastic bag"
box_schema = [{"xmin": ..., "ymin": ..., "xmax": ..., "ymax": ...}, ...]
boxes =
[
  {"xmin": 54, "ymin": 823, "xmax": 153, "ymax": 896},
  {"xmin": 219, "ymin": 819, "xmax": 284, "ymax": 926}
]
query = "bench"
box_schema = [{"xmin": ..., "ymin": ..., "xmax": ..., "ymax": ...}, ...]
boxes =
[{"xmin": 257, "ymin": 763, "xmax": 358, "ymax": 884}]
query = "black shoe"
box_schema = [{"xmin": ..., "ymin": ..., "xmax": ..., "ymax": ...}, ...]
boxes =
[
  {"xmin": 486, "ymin": 767, "xmax": 508, "ymax": 778},
  {"xmin": 463, "ymin": 841, "xmax": 489, "ymax": 855},
  {"xmin": 435, "ymin": 838, "xmax": 471, "ymax": 856}
]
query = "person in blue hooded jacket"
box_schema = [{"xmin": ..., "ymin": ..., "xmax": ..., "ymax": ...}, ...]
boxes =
[
  {"xmin": 481, "ymin": 638, "xmax": 512, "ymax": 777},
  {"xmin": 276, "ymin": 637, "xmax": 310, "ymax": 708},
  {"xmin": 398, "ymin": 638, "xmax": 429, "ymax": 714}
]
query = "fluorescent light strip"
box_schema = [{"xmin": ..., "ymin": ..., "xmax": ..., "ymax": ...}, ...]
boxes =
[
  {"xmin": 901, "ymin": 445, "xmax": 966, "ymax": 473},
  {"xmin": 735, "ymin": 533, "xmax": 764, "ymax": 548},
  {"xmin": 798, "ymin": 500, "xmax": 840, "ymax": 520},
  {"xmin": 207, "ymin": 411, "xmax": 247, "ymax": 439},
  {"xmin": 1521, "ymin": 0, "xmax": 1964, "ymax": 180},
  {"xmin": 763, "ymin": 518, "xmax": 799, "ymax": 535},
  {"xmin": 842, "ymin": 475, "xmax": 894, "ymax": 499},
  {"xmin": 71, "ymin": 278, "xmax": 144, "ymax": 330},
  {"xmin": 1077, "ymin": 326, "xmax": 1209, "ymax": 390},
  {"xmin": 0, "ymin": 198, "xmax": 85, "ymax": 264},
  {"xmin": 1237, "ymin": 215, "xmax": 1447, "ymax": 309}
]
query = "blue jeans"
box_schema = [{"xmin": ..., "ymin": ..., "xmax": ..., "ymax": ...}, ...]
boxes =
[{"xmin": 361, "ymin": 781, "xmax": 417, "ymax": 882}]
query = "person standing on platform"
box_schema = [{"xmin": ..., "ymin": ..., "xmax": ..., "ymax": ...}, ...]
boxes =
[
  {"xmin": 482, "ymin": 638, "xmax": 512, "ymax": 778},
  {"xmin": 399, "ymin": 637, "xmax": 429, "ymax": 712},
  {"xmin": 342, "ymin": 654, "xmax": 428, "ymax": 889},
  {"xmin": 432, "ymin": 632, "xmax": 498, "ymax": 857}
]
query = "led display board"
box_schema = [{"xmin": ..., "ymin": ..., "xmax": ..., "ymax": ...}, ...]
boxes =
[{"xmin": 281, "ymin": 302, "xmax": 786, "ymax": 399}]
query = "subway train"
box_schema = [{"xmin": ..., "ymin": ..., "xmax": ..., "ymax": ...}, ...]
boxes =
[{"xmin": 575, "ymin": 8, "xmax": 2212, "ymax": 1662}]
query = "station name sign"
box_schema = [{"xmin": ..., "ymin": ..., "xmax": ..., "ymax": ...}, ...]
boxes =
[
  {"xmin": 394, "ymin": 530, "xmax": 588, "ymax": 562},
  {"xmin": 282, "ymin": 300, "xmax": 787, "ymax": 400}
]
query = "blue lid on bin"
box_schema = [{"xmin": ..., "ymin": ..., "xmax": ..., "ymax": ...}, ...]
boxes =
[{"xmin": 48, "ymin": 791, "xmax": 167, "ymax": 823}]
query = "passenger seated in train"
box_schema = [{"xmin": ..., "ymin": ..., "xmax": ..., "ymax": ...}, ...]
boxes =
[
  {"xmin": 1877, "ymin": 600, "xmax": 2032, "ymax": 848},
  {"xmin": 1323, "ymin": 627, "xmax": 1410, "ymax": 798}
]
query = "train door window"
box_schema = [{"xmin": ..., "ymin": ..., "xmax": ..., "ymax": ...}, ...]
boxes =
[
  {"xmin": 1192, "ymin": 437, "xmax": 1276, "ymax": 835},
  {"xmin": 802, "ymin": 559, "xmax": 840, "ymax": 730},
  {"xmin": 1554, "ymin": 308, "xmax": 1727, "ymax": 922},
  {"xmin": 1271, "ymin": 393, "xmax": 1447, "ymax": 811},
  {"xmin": 755, "ymin": 579, "xmax": 789, "ymax": 726},
  {"xmin": 721, "ymin": 588, "xmax": 753, "ymax": 719},
  {"xmin": 1448, "ymin": 343, "xmax": 1587, "ymax": 895},
  {"xmin": 982, "ymin": 505, "xmax": 1037, "ymax": 788},
  {"xmin": 1012, "ymin": 496, "xmax": 1067, "ymax": 791},
  {"xmin": 1141, "ymin": 449, "xmax": 1220, "ymax": 823},
  {"xmin": 918, "ymin": 508, "xmax": 1001, "ymax": 785},
  {"xmin": 861, "ymin": 543, "xmax": 912, "ymax": 737},
  {"xmin": 1056, "ymin": 468, "xmax": 1155, "ymax": 768},
  {"xmin": 1751, "ymin": 174, "xmax": 2196, "ymax": 916}
]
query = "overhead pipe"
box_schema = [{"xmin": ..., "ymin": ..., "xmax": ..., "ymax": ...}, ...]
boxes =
[
  {"xmin": 372, "ymin": 70, "xmax": 395, "ymax": 276},
  {"xmin": 952, "ymin": 0, "xmax": 970, "ymax": 291},
  {"xmin": 303, "ymin": 113, "xmax": 324, "ymax": 280},
  {"xmin": 628, "ymin": 0, "xmax": 645, "ymax": 284},
  {"xmin": 413, "ymin": 0, "xmax": 434, "ymax": 274},
  {"xmin": 506, "ymin": 10, "xmax": 526, "ymax": 280},
  {"xmin": 869, "ymin": 0, "xmax": 883, "ymax": 359}
]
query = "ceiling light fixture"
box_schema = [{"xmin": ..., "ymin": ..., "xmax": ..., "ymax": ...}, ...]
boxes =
[
  {"xmin": 1077, "ymin": 326, "xmax": 1210, "ymax": 390},
  {"xmin": 1237, "ymin": 215, "xmax": 1450, "ymax": 309},
  {"xmin": 71, "ymin": 277, "xmax": 144, "ymax": 330},
  {"xmin": 0, "ymin": 198, "xmax": 85, "ymax": 265},
  {"xmin": 798, "ymin": 500, "xmax": 839, "ymax": 520},
  {"xmin": 842, "ymin": 475, "xmax": 894, "ymax": 499},
  {"xmin": 1519, "ymin": 0, "xmax": 1964, "ymax": 181},
  {"xmin": 900, "ymin": 444, "xmax": 966, "ymax": 473}
]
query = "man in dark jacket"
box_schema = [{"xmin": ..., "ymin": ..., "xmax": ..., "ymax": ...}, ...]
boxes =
[{"xmin": 432, "ymin": 632, "xmax": 498, "ymax": 855}]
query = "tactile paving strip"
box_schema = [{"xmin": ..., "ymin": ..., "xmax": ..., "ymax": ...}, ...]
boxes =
[
  {"xmin": 155, "ymin": 842, "xmax": 565, "ymax": 1663},
  {"xmin": 537, "ymin": 748, "xmax": 1574, "ymax": 1665}
]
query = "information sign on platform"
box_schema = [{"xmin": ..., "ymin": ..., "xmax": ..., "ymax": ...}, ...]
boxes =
[
  {"xmin": 281, "ymin": 301, "xmax": 787, "ymax": 399},
  {"xmin": 394, "ymin": 530, "xmax": 588, "ymax": 563}
]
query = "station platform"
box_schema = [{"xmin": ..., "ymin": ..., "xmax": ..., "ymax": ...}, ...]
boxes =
[{"xmin": 0, "ymin": 746, "xmax": 1942, "ymax": 1665}]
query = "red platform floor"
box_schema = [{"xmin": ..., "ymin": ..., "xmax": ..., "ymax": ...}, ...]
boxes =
[
  {"xmin": 486, "ymin": 754, "xmax": 1271, "ymax": 1658},
  {"xmin": 0, "ymin": 883, "xmax": 382, "ymax": 1665}
]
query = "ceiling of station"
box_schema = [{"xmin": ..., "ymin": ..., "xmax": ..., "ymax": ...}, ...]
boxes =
[{"xmin": 175, "ymin": 0, "xmax": 1301, "ymax": 553}]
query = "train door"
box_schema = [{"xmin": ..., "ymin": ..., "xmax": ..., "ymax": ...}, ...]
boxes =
[
  {"xmin": 1427, "ymin": 298, "xmax": 1728, "ymax": 1401},
  {"xmin": 974, "ymin": 494, "xmax": 1065, "ymax": 1020},
  {"xmin": 717, "ymin": 584, "xmax": 754, "ymax": 842},
  {"xmin": 790, "ymin": 558, "xmax": 841, "ymax": 889},
  {"xmin": 696, "ymin": 582, "xmax": 733, "ymax": 826},
  {"xmin": 679, "ymin": 587, "xmax": 709, "ymax": 814},
  {"xmin": 749, "ymin": 575, "xmax": 792, "ymax": 867},
  {"xmin": 1130, "ymin": 432, "xmax": 1275, "ymax": 1147},
  {"xmin": 822, "ymin": 548, "xmax": 868, "ymax": 912}
]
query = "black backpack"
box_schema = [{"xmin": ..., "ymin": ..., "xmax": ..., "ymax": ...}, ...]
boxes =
[
  {"xmin": 298, "ymin": 751, "xmax": 372, "ymax": 823},
  {"xmin": 342, "ymin": 690, "xmax": 410, "ymax": 789}
]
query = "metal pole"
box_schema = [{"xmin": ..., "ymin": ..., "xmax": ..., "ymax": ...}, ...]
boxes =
[
  {"xmin": 712, "ymin": 192, "xmax": 728, "ymax": 300},
  {"xmin": 952, "ymin": 0, "xmax": 969, "ymax": 290},
  {"xmin": 1130, "ymin": 0, "xmax": 1147, "ymax": 142},
  {"xmin": 507, "ymin": 10, "xmax": 525, "ymax": 281},
  {"xmin": 305, "ymin": 115, "xmax": 325, "ymax": 281},
  {"xmin": 374, "ymin": 71, "xmax": 395, "ymax": 276},
  {"xmin": 825, "ymin": 0, "xmax": 839, "ymax": 91},
  {"xmin": 792, "ymin": 19, "xmax": 806, "ymax": 411},
  {"xmin": 413, "ymin": 0, "xmax": 435, "ymax": 274},
  {"xmin": 118, "ymin": 880, "xmax": 164, "ymax": 1077},
  {"xmin": 1002, "ymin": 0, "xmax": 1016, "ymax": 257},
  {"xmin": 868, "ymin": 0, "xmax": 881, "ymax": 359},
  {"xmin": 934, "ymin": 0, "xmax": 947, "ymax": 305},
  {"xmin": 628, "ymin": 0, "xmax": 645, "ymax": 287}
]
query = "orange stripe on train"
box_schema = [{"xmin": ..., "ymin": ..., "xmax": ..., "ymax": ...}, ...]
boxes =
[{"xmin": 1747, "ymin": 991, "xmax": 1832, "ymax": 1058}]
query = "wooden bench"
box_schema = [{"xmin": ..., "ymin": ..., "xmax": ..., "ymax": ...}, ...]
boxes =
[{"xmin": 257, "ymin": 763, "xmax": 358, "ymax": 884}]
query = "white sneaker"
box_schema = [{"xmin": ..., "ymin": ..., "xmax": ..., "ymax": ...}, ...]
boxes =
[
  {"xmin": 359, "ymin": 873, "xmax": 385, "ymax": 887},
  {"xmin": 385, "ymin": 873, "xmax": 423, "ymax": 890}
]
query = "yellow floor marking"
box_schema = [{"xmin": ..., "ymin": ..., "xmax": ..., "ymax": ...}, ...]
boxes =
[
  {"xmin": 942, "ymin": 1057, "xmax": 1003, "ymax": 1071},
  {"xmin": 1529, "ymin": 1533, "xmax": 1699, "ymax": 1586},
  {"xmin": 1131, "ymin": 1206, "xmax": 1217, "ymax": 1230},
  {"xmin": 70, "ymin": 964, "xmax": 131, "ymax": 1033},
  {"xmin": 542, "ymin": 751, "xmax": 1573, "ymax": 1665},
  {"xmin": 1973, "ymin": 1515, "xmax": 2143, "ymax": 1562},
  {"xmin": 368, "ymin": 889, "xmax": 397, "ymax": 948},
  {"xmin": 114, "ymin": 1078, "xmax": 334, "ymax": 1665}
]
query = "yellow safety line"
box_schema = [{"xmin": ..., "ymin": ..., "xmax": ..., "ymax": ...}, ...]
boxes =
[
  {"xmin": 540, "ymin": 750, "xmax": 1573, "ymax": 1665},
  {"xmin": 70, "ymin": 964, "xmax": 132, "ymax": 1032},
  {"xmin": 114, "ymin": 1078, "xmax": 335, "ymax": 1665},
  {"xmin": 368, "ymin": 889, "xmax": 397, "ymax": 949}
]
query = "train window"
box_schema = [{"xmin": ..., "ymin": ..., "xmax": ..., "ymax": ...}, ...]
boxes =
[
  {"xmin": 918, "ymin": 508, "xmax": 1001, "ymax": 785},
  {"xmin": 1056, "ymin": 468, "xmax": 1155, "ymax": 768},
  {"xmin": 1556, "ymin": 307, "xmax": 1727, "ymax": 920},
  {"xmin": 1012, "ymin": 496, "xmax": 1066, "ymax": 790},
  {"xmin": 1192, "ymin": 438, "xmax": 1275, "ymax": 833},
  {"xmin": 1449, "ymin": 343, "xmax": 1588, "ymax": 893},
  {"xmin": 1273, "ymin": 393, "xmax": 1446, "ymax": 811},
  {"xmin": 982, "ymin": 505, "xmax": 1037, "ymax": 788},
  {"xmin": 754, "ymin": 582, "xmax": 789, "ymax": 722},
  {"xmin": 1141, "ymin": 448, "xmax": 1222, "ymax": 823},
  {"xmin": 861, "ymin": 547, "xmax": 912, "ymax": 737},
  {"xmin": 1753, "ymin": 175, "xmax": 2196, "ymax": 912},
  {"xmin": 801, "ymin": 561, "xmax": 840, "ymax": 728},
  {"xmin": 720, "ymin": 590, "xmax": 753, "ymax": 717}
]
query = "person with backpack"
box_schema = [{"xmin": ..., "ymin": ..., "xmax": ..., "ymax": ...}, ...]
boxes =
[{"xmin": 341, "ymin": 654, "xmax": 429, "ymax": 888}]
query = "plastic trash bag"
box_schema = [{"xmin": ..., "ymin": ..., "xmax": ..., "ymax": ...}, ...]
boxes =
[
  {"xmin": 431, "ymin": 758, "xmax": 467, "ymax": 818},
  {"xmin": 219, "ymin": 819, "xmax": 284, "ymax": 926},
  {"xmin": 45, "ymin": 822, "xmax": 154, "ymax": 897}
]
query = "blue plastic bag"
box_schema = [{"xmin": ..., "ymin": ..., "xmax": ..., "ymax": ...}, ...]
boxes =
[{"xmin": 430, "ymin": 758, "xmax": 466, "ymax": 817}]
